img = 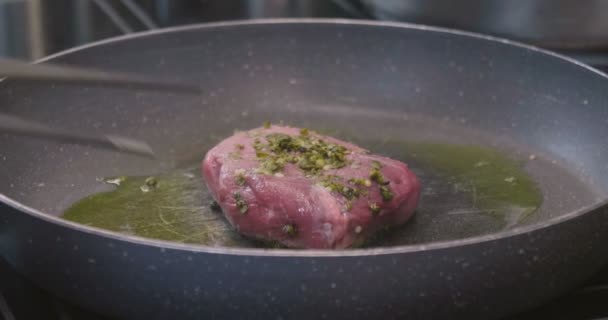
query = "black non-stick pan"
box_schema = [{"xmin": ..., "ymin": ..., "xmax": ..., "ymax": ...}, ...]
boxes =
[{"xmin": 2, "ymin": 19, "xmax": 608, "ymax": 320}]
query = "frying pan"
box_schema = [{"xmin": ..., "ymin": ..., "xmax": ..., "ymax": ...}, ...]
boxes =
[{"xmin": 1, "ymin": 19, "xmax": 608, "ymax": 319}]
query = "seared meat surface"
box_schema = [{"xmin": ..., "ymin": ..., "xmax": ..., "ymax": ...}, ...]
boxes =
[{"xmin": 202, "ymin": 125, "xmax": 420, "ymax": 248}]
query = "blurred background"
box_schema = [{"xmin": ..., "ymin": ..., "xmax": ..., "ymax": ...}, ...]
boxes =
[{"xmin": 3, "ymin": 0, "xmax": 608, "ymax": 68}]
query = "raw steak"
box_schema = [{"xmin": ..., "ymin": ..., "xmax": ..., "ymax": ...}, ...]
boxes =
[{"xmin": 202, "ymin": 125, "xmax": 420, "ymax": 249}]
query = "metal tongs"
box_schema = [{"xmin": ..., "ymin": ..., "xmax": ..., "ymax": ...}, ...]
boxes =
[
  {"xmin": 0, "ymin": 57, "xmax": 201, "ymax": 93},
  {"xmin": 0, "ymin": 113, "xmax": 155, "ymax": 158},
  {"xmin": 0, "ymin": 58, "xmax": 202, "ymax": 158}
]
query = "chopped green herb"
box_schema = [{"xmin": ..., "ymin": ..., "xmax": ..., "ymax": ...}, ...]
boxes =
[
  {"xmin": 315, "ymin": 158, "xmax": 326, "ymax": 167},
  {"xmin": 341, "ymin": 186, "xmax": 360, "ymax": 200},
  {"xmin": 282, "ymin": 224, "xmax": 297, "ymax": 237},
  {"xmin": 348, "ymin": 178, "xmax": 372, "ymax": 187},
  {"xmin": 266, "ymin": 133, "xmax": 293, "ymax": 153},
  {"xmin": 319, "ymin": 175, "xmax": 364, "ymax": 200},
  {"xmin": 369, "ymin": 165, "xmax": 390, "ymax": 185},
  {"xmin": 371, "ymin": 160, "xmax": 382, "ymax": 170},
  {"xmin": 251, "ymin": 127, "xmax": 372, "ymax": 201},
  {"xmin": 259, "ymin": 158, "xmax": 285, "ymax": 175},
  {"xmin": 319, "ymin": 175, "xmax": 343, "ymax": 192},
  {"xmin": 298, "ymin": 158, "xmax": 315, "ymax": 171},
  {"xmin": 369, "ymin": 202, "xmax": 381, "ymax": 216},
  {"xmin": 369, "ymin": 169, "xmax": 384, "ymax": 184},
  {"xmin": 234, "ymin": 192, "xmax": 248, "ymax": 214},
  {"xmin": 379, "ymin": 185, "xmax": 393, "ymax": 201},
  {"xmin": 144, "ymin": 177, "xmax": 158, "ymax": 188},
  {"xmin": 345, "ymin": 201, "xmax": 353, "ymax": 211},
  {"xmin": 263, "ymin": 121, "xmax": 271, "ymax": 129},
  {"xmin": 255, "ymin": 131, "xmax": 351, "ymax": 176},
  {"xmin": 256, "ymin": 151, "xmax": 269, "ymax": 159},
  {"xmin": 234, "ymin": 169, "xmax": 246, "ymax": 186},
  {"xmin": 348, "ymin": 178, "xmax": 362, "ymax": 185},
  {"xmin": 140, "ymin": 177, "xmax": 159, "ymax": 193}
]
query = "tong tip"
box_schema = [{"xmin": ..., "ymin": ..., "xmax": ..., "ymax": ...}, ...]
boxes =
[{"xmin": 105, "ymin": 135, "xmax": 156, "ymax": 159}]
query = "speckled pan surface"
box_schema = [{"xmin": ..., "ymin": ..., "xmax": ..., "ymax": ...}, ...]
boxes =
[{"xmin": 1, "ymin": 19, "xmax": 608, "ymax": 319}]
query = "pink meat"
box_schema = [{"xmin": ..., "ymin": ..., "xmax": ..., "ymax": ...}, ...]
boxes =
[{"xmin": 201, "ymin": 125, "xmax": 420, "ymax": 249}]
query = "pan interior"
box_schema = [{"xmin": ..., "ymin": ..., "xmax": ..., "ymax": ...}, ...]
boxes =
[
  {"xmin": 0, "ymin": 21, "xmax": 605, "ymax": 248},
  {"xmin": 28, "ymin": 111, "xmax": 599, "ymax": 248}
]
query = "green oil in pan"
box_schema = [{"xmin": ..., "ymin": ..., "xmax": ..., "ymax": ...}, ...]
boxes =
[
  {"xmin": 62, "ymin": 142, "xmax": 542, "ymax": 248},
  {"xmin": 401, "ymin": 142, "xmax": 541, "ymax": 217},
  {"xmin": 63, "ymin": 168, "xmax": 256, "ymax": 247}
]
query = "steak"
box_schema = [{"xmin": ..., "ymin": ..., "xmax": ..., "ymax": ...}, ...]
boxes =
[{"xmin": 202, "ymin": 125, "xmax": 420, "ymax": 249}]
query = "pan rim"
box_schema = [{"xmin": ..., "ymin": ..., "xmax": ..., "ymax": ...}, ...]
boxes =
[{"xmin": 3, "ymin": 18, "xmax": 608, "ymax": 257}]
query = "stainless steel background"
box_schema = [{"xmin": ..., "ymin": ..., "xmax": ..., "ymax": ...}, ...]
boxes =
[
  {"xmin": 3, "ymin": 0, "xmax": 608, "ymax": 63},
  {"xmin": 0, "ymin": 0, "xmax": 352, "ymax": 60},
  {"xmin": 363, "ymin": 0, "xmax": 608, "ymax": 50}
]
